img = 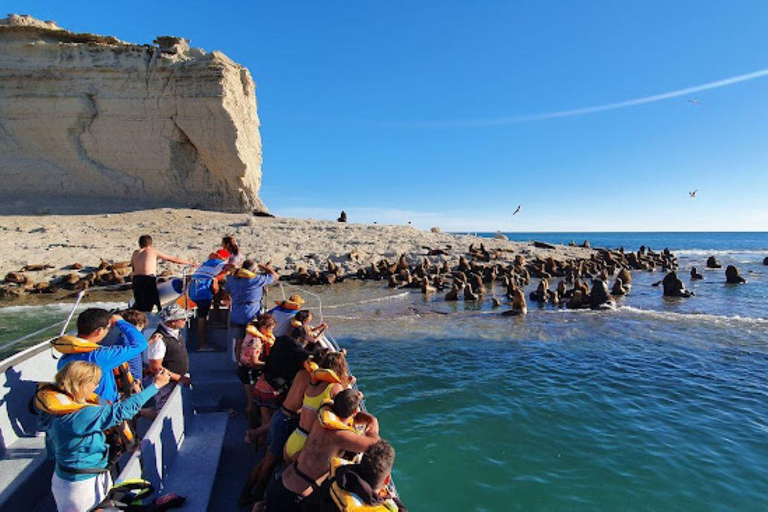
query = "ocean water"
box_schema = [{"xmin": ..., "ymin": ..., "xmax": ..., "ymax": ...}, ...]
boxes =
[{"xmin": 2, "ymin": 233, "xmax": 767, "ymax": 510}]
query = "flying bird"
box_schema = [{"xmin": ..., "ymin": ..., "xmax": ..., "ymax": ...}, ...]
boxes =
[
  {"xmin": 689, "ymin": 190, "xmax": 697, "ymax": 198},
  {"xmin": 687, "ymin": 99, "xmax": 703, "ymax": 106},
  {"xmin": 512, "ymin": 205, "xmax": 522, "ymax": 216}
]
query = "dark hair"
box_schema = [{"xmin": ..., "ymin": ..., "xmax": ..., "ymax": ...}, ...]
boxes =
[
  {"xmin": 357, "ymin": 440, "xmax": 395, "ymax": 489},
  {"xmin": 331, "ymin": 388, "xmax": 361, "ymax": 419},
  {"xmin": 294, "ymin": 310, "xmax": 312, "ymax": 324},
  {"xmin": 243, "ymin": 259, "xmax": 256, "ymax": 271},
  {"xmin": 77, "ymin": 308, "xmax": 111, "ymax": 336},
  {"xmin": 138, "ymin": 235, "xmax": 153, "ymax": 248},
  {"xmin": 255, "ymin": 313, "xmax": 277, "ymax": 330},
  {"xmin": 222, "ymin": 235, "xmax": 239, "ymax": 256},
  {"xmin": 121, "ymin": 310, "xmax": 147, "ymax": 329}
]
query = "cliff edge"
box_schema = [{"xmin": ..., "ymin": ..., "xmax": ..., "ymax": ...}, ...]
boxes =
[{"xmin": 0, "ymin": 14, "xmax": 267, "ymax": 214}]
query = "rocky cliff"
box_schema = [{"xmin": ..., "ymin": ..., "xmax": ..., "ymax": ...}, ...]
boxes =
[{"xmin": 0, "ymin": 14, "xmax": 266, "ymax": 213}]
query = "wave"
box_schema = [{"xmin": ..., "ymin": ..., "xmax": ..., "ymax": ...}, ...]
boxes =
[
  {"xmin": 616, "ymin": 306, "xmax": 768, "ymax": 327},
  {"xmin": 674, "ymin": 249, "xmax": 767, "ymax": 257},
  {"xmin": 0, "ymin": 301, "xmax": 126, "ymax": 315},
  {"xmin": 323, "ymin": 291, "xmax": 410, "ymax": 310}
]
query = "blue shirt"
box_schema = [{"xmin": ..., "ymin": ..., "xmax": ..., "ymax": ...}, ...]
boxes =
[
  {"xmin": 225, "ymin": 273, "xmax": 275, "ymax": 325},
  {"xmin": 38, "ymin": 384, "xmax": 158, "ymax": 481},
  {"xmin": 58, "ymin": 320, "xmax": 148, "ymax": 403},
  {"xmin": 117, "ymin": 332, "xmax": 145, "ymax": 383}
]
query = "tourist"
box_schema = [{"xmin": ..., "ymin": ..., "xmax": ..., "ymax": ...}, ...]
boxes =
[
  {"xmin": 239, "ymin": 313, "xmax": 277, "ymax": 430},
  {"xmin": 227, "ymin": 259, "xmax": 279, "ymax": 363},
  {"xmin": 222, "ymin": 234, "xmax": 245, "ymax": 271},
  {"xmin": 36, "ymin": 361, "xmax": 170, "ymax": 512},
  {"xmin": 267, "ymin": 295, "xmax": 306, "ymax": 337},
  {"xmin": 53, "ymin": 309, "xmax": 147, "ymax": 404},
  {"xmin": 117, "ymin": 309, "xmax": 147, "ymax": 388},
  {"xmin": 130, "ymin": 234, "xmax": 195, "ymax": 313},
  {"xmin": 289, "ymin": 310, "xmax": 329, "ymax": 350},
  {"xmin": 265, "ymin": 389, "xmax": 380, "ymax": 512},
  {"xmin": 146, "ymin": 304, "xmax": 193, "ymax": 412},
  {"xmin": 188, "ymin": 249, "xmax": 229, "ymax": 350},
  {"xmin": 303, "ymin": 439, "xmax": 407, "ymax": 512},
  {"xmin": 284, "ymin": 351, "xmax": 353, "ymax": 462}
]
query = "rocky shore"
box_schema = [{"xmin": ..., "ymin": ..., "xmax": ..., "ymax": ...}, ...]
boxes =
[{"xmin": 0, "ymin": 208, "xmax": 686, "ymax": 309}]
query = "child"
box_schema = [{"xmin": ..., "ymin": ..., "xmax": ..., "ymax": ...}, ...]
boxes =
[
  {"xmin": 239, "ymin": 313, "xmax": 277, "ymax": 432},
  {"xmin": 289, "ymin": 310, "xmax": 328, "ymax": 350},
  {"xmin": 119, "ymin": 310, "xmax": 148, "ymax": 393}
]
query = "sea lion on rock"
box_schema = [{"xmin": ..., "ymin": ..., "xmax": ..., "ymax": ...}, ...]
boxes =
[
  {"xmin": 21, "ymin": 264, "xmax": 53, "ymax": 272},
  {"xmin": 763, "ymin": 257, "xmax": 768, "ymax": 266},
  {"xmin": 4, "ymin": 272, "xmax": 27, "ymax": 284},
  {"xmin": 611, "ymin": 278, "xmax": 629, "ymax": 296},
  {"xmin": 337, "ymin": 211, "xmax": 347, "ymax": 223},
  {"xmin": 706, "ymin": 256, "xmax": 722, "ymax": 269},
  {"xmin": 725, "ymin": 265, "xmax": 746, "ymax": 284},
  {"xmin": 502, "ymin": 288, "xmax": 528, "ymax": 316},
  {"xmin": 690, "ymin": 267, "xmax": 704, "ymax": 280},
  {"xmin": 617, "ymin": 268, "xmax": 632, "ymax": 286},
  {"xmin": 445, "ymin": 283, "xmax": 462, "ymax": 301},
  {"xmin": 662, "ymin": 271, "xmax": 693, "ymax": 297},
  {"xmin": 464, "ymin": 284, "xmax": 478, "ymax": 301}
]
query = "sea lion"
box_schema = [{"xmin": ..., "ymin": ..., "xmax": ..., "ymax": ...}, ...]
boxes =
[
  {"xmin": 611, "ymin": 277, "xmax": 629, "ymax": 296},
  {"xmin": 662, "ymin": 271, "xmax": 693, "ymax": 297},
  {"xmin": 21, "ymin": 263, "xmax": 53, "ymax": 272},
  {"xmin": 725, "ymin": 265, "xmax": 746, "ymax": 284},
  {"xmin": 589, "ymin": 279, "xmax": 614, "ymax": 309},
  {"xmin": 4, "ymin": 272, "xmax": 27, "ymax": 284},
  {"xmin": 764, "ymin": 257, "xmax": 768, "ymax": 266},
  {"xmin": 445, "ymin": 283, "xmax": 462, "ymax": 301},
  {"xmin": 463, "ymin": 283, "xmax": 478, "ymax": 301},
  {"xmin": 690, "ymin": 267, "xmax": 704, "ymax": 280},
  {"xmin": 566, "ymin": 290, "xmax": 584, "ymax": 309},
  {"xmin": 337, "ymin": 211, "xmax": 347, "ymax": 223},
  {"xmin": 706, "ymin": 256, "xmax": 722, "ymax": 269},
  {"xmin": 491, "ymin": 297, "xmax": 501, "ymax": 308}
]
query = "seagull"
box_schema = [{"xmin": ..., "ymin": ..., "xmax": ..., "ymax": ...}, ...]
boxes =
[
  {"xmin": 512, "ymin": 205, "xmax": 521, "ymax": 216},
  {"xmin": 689, "ymin": 190, "xmax": 697, "ymax": 198},
  {"xmin": 687, "ymin": 99, "xmax": 703, "ymax": 106}
]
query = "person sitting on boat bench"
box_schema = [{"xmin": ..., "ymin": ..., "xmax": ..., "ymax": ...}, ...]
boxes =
[
  {"xmin": 53, "ymin": 308, "xmax": 147, "ymax": 404},
  {"xmin": 265, "ymin": 389, "xmax": 380, "ymax": 512},
  {"xmin": 36, "ymin": 361, "xmax": 171, "ymax": 512},
  {"xmin": 130, "ymin": 234, "xmax": 195, "ymax": 313},
  {"xmin": 146, "ymin": 304, "xmax": 193, "ymax": 413},
  {"xmin": 303, "ymin": 439, "xmax": 407, "ymax": 512},
  {"xmin": 267, "ymin": 294, "xmax": 306, "ymax": 337}
]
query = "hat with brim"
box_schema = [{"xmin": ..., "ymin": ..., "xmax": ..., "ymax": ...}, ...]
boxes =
[
  {"xmin": 275, "ymin": 293, "xmax": 306, "ymax": 309},
  {"xmin": 159, "ymin": 303, "xmax": 193, "ymax": 322}
]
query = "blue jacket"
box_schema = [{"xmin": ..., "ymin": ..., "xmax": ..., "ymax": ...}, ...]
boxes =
[
  {"xmin": 58, "ymin": 320, "xmax": 147, "ymax": 403},
  {"xmin": 225, "ymin": 273, "xmax": 275, "ymax": 325},
  {"xmin": 38, "ymin": 384, "xmax": 159, "ymax": 481}
]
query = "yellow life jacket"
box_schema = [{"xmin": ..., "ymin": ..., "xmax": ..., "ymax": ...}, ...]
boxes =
[
  {"xmin": 51, "ymin": 335, "xmax": 100, "ymax": 354},
  {"xmin": 235, "ymin": 268, "xmax": 257, "ymax": 279},
  {"xmin": 303, "ymin": 360, "xmax": 319, "ymax": 374},
  {"xmin": 33, "ymin": 383, "xmax": 98, "ymax": 415},
  {"xmin": 317, "ymin": 402, "xmax": 355, "ymax": 432},
  {"xmin": 310, "ymin": 367, "xmax": 342, "ymax": 385},
  {"xmin": 290, "ymin": 319, "xmax": 303, "ymax": 328},
  {"xmin": 328, "ymin": 458, "xmax": 399, "ymax": 512},
  {"xmin": 245, "ymin": 325, "xmax": 276, "ymax": 346}
]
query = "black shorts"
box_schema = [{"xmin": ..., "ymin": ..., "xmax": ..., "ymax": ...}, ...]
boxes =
[
  {"xmin": 237, "ymin": 365, "xmax": 262, "ymax": 385},
  {"xmin": 265, "ymin": 479, "xmax": 304, "ymax": 512},
  {"xmin": 196, "ymin": 300, "xmax": 212, "ymax": 318},
  {"xmin": 132, "ymin": 275, "xmax": 160, "ymax": 312}
]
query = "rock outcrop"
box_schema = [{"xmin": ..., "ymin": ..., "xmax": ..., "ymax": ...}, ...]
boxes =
[{"xmin": 0, "ymin": 15, "xmax": 266, "ymax": 213}]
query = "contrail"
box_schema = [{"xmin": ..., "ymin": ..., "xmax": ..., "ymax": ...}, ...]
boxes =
[{"xmin": 386, "ymin": 67, "xmax": 768, "ymax": 128}]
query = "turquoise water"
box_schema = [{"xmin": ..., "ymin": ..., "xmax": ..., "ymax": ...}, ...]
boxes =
[{"xmin": 2, "ymin": 233, "xmax": 768, "ymax": 510}]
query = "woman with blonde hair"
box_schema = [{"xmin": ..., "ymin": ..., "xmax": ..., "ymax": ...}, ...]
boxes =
[{"xmin": 36, "ymin": 361, "xmax": 170, "ymax": 512}]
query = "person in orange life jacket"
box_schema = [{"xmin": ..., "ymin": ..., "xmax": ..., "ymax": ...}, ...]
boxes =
[
  {"xmin": 188, "ymin": 249, "xmax": 229, "ymax": 351},
  {"xmin": 54, "ymin": 308, "xmax": 147, "ymax": 404},
  {"xmin": 265, "ymin": 389, "xmax": 380, "ymax": 512},
  {"xmin": 239, "ymin": 313, "xmax": 277, "ymax": 432},
  {"xmin": 303, "ymin": 440, "xmax": 407, "ymax": 512},
  {"xmin": 267, "ymin": 294, "xmax": 306, "ymax": 337},
  {"xmin": 146, "ymin": 304, "xmax": 193, "ymax": 414},
  {"xmin": 227, "ymin": 259, "xmax": 279, "ymax": 369},
  {"xmin": 37, "ymin": 361, "xmax": 171, "ymax": 512}
]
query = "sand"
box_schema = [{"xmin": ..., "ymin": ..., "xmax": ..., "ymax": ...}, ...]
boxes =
[{"xmin": 1, "ymin": 208, "xmax": 594, "ymax": 304}]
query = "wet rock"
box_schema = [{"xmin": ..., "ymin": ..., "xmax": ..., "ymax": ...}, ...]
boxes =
[{"xmin": 725, "ymin": 265, "xmax": 746, "ymax": 284}]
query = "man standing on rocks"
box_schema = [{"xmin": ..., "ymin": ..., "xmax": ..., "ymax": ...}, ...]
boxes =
[{"xmin": 130, "ymin": 234, "xmax": 196, "ymax": 312}]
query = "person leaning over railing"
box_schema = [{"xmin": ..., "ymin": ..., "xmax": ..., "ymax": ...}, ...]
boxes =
[{"xmin": 35, "ymin": 361, "xmax": 171, "ymax": 512}]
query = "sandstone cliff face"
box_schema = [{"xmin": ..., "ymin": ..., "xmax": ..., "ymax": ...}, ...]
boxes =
[{"xmin": 0, "ymin": 15, "xmax": 266, "ymax": 213}]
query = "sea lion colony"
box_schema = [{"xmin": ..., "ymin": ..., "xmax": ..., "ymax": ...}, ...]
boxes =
[{"xmin": 0, "ymin": 242, "xmax": 754, "ymax": 312}]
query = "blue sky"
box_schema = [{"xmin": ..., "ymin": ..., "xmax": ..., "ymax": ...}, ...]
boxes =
[{"xmin": 10, "ymin": 1, "xmax": 768, "ymax": 231}]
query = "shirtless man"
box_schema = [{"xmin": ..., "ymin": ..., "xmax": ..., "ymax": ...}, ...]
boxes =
[
  {"xmin": 265, "ymin": 389, "xmax": 379, "ymax": 512},
  {"xmin": 131, "ymin": 234, "xmax": 195, "ymax": 312}
]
